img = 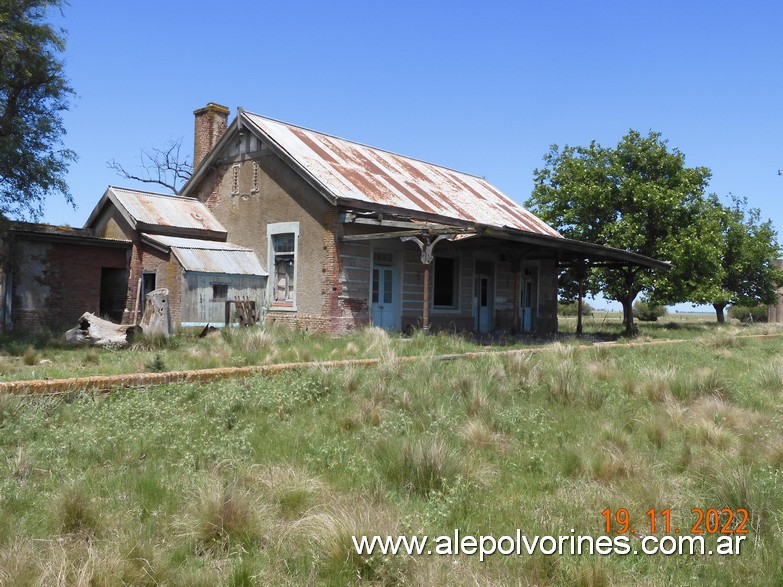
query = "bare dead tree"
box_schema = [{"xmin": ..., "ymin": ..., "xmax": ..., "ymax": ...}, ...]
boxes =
[{"xmin": 107, "ymin": 138, "xmax": 192, "ymax": 193}]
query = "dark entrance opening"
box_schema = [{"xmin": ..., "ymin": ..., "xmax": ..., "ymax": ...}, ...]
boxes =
[
  {"xmin": 100, "ymin": 268, "xmax": 129, "ymax": 322},
  {"xmin": 142, "ymin": 272, "xmax": 157, "ymax": 300}
]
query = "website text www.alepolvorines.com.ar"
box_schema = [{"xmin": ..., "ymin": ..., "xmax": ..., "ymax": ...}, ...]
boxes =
[{"xmin": 352, "ymin": 529, "xmax": 747, "ymax": 562}]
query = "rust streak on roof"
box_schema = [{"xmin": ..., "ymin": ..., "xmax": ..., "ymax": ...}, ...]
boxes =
[
  {"xmin": 290, "ymin": 128, "xmax": 340, "ymax": 165},
  {"xmin": 243, "ymin": 112, "xmax": 561, "ymax": 237}
]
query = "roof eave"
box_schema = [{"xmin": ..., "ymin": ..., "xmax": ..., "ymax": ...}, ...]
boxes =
[
  {"xmin": 481, "ymin": 226, "xmax": 671, "ymax": 270},
  {"xmin": 135, "ymin": 222, "xmax": 227, "ymax": 242}
]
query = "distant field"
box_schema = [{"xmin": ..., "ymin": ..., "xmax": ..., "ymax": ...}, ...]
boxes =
[{"xmin": 1, "ymin": 326, "xmax": 782, "ymax": 585}]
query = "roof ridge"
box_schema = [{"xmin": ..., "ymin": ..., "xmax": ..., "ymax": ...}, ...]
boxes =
[
  {"xmin": 242, "ymin": 111, "xmax": 490, "ymax": 181},
  {"xmin": 108, "ymin": 185, "xmax": 198, "ymax": 200}
]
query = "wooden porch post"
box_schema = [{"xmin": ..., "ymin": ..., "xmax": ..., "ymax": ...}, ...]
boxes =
[
  {"xmin": 575, "ymin": 260, "xmax": 587, "ymax": 337},
  {"xmin": 400, "ymin": 233, "xmax": 454, "ymax": 335},
  {"xmin": 422, "ymin": 262, "xmax": 431, "ymax": 334}
]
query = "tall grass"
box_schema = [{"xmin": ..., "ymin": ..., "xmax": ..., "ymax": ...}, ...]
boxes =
[{"xmin": 1, "ymin": 329, "xmax": 782, "ymax": 584}]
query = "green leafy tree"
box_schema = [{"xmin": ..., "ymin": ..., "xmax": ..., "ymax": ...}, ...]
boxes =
[
  {"xmin": 696, "ymin": 195, "xmax": 783, "ymax": 323},
  {"xmin": 0, "ymin": 0, "xmax": 75, "ymax": 220},
  {"xmin": 527, "ymin": 130, "xmax": 713, "ymax": 335}
]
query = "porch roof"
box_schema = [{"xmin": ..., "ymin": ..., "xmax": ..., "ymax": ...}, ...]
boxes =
[{"xmin": 339, "ymin": 213, "xmax": 670, "ymax": 270}]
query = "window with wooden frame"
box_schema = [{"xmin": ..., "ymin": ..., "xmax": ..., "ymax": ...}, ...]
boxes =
[
  {"xmin": 272, "ymin": 233, "xmax": 295, "ymax": 303},
  {"xmin": 433, "ymin": 256, "xmax": 459, "ymax": 308}
]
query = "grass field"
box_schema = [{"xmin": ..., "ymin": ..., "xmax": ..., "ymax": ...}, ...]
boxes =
[
  {"xmin": 1, "ymin": 322, "xmax": 782, "ymax": 585},
  {"xmin": 0, "ymin": 311, "xmax": 747, "ymax": 383}
]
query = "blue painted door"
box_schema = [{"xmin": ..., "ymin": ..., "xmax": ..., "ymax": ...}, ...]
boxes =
[{"xmin": 371, "ymin": 254, "xmax": 398, "ymax": 330}]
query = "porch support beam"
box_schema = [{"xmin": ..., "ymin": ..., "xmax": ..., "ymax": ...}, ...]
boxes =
[
  {"xmin": 340, "ymin": 213, "xmax": 459, "ymax": 231},
  {"xmin": 341, "ymin": 227, "xmax": 474, "ymax": 242},
  {"xmin": 400, "ymin": 234, "xmax": 455, "ymax": 334}
]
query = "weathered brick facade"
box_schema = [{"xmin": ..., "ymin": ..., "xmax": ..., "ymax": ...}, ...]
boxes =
[{"xmin": 1, "ymin": 229, "xmax": 130, "ymax": 332}]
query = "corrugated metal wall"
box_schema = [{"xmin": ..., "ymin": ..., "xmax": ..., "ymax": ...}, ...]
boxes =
[{"xmin": 181, "ymin": 272, "xmax": 266, "ymax": 326}]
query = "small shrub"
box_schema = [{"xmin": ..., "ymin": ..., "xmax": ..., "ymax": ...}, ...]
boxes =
[
  {"xmin": 633, "ymin": 300, "xmax": 667, "ymax": 322},
  {"xmin": 559, "ymin": 301, "xmax": 595, "ymax": 317},
  {"xmin": 21, "ymin": 346, "xmax": 38, "ymax": 366},
  {"xmin": 146, "ymin": 353, "xmax": 166, "ymax": 373},
  {"xmin": 728, "ymin": 304, "xmax": 768, "ymax": 323}
]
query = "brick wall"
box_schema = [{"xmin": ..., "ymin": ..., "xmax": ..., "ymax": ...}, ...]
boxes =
[
  {"xmin": 193, "ymin": 103, "xmax": 229, "ymax": 169},
  {"xmin": 10, "ymin": 238, "xmax": 129, "ymax": 332},
  {"xmin": 124, "ymin": 242, "xmax": 182, "ymax": 326}
]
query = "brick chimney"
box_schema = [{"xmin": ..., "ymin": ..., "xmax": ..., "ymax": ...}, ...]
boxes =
[{"xmin": 193, "ymin": 103, "xmax": 230, "ymax": 169}]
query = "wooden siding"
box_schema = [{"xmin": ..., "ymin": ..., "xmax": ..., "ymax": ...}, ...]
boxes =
[{"xmin": 181, "ymin": 272, "xmax": 266, "ymax": 326}]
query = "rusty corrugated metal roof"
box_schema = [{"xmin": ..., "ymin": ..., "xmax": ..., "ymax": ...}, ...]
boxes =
[
  {"xmin": 142, "ymin": 234, "xmax": 267, "ymax": 276},
  {"xmin": 242, "ymin": 113, "xmax": 560, "ymax": 237},
  {"xmin": 109, "ymin": 187, "xmax": 227, "ymax": 235}
]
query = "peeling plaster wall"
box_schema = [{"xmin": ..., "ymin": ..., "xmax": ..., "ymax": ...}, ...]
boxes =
[{"xmin": 190, "ymin": 147, "xmax": 361, "ymax": 333}]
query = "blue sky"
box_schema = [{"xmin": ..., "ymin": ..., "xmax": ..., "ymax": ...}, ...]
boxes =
[{"xmin": 44, "ymin": 1, "xmax": 783, "ymax": 308}]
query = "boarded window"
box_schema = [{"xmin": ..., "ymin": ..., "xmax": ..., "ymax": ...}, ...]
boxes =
[
  {"xmin": 212, "ymin": 283, "xmax": 228, "ymax": 301},
  {"xmin": 433, "ymin": 256, "xmax": 458, "ymax": 307}
]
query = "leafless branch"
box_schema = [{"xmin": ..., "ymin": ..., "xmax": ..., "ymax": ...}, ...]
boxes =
[{"xmin": 107, "ymin": 138, "xmax": 193, "ymax": 193}]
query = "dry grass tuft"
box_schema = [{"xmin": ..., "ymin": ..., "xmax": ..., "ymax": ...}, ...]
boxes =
[
  {"xmin": 702, "ymin": 328, "xmax": 743, "ymax": 349},
  {"xmin": 757, "ymin": 363, "xmax": 783, "ymax": 393},
  {"xmin": 460, "ymin": 418, "xmax": 508, "ymax": 452},
  {"xmin": 690, "ymin": 395, "xmax": 760, "ymax": 433},
  {"xmin": 22, "ymin": 345, "xmax": 39, "ymax": 366},
  {"xmin": 670, "ymin": 367, "xmax": 730, "ymax": 401},
  {"xmin": 55, "ymin": 484, "xmax": 100, "ymax": 538},
  {"xmin": 690, "ymin": 419, "xmax": 738, "ymax": 451},
  {"xmin": 376, "ymin": 436, "xmax": 463, "ymax": 496},
  {"xmin": 591, "ymin": 449, "xmax": 636, "ymax": 481},
  {"xmin": 249, "ymin": 465, "xmax": 326, "ymax": 520},
  {"xmin": 573, "ymin": 560, "xmax": 611, "ymax": 587},
  {"xmin": 638, "ymin": 367, "xmax": 676, "ymax": 403},
  {"xmin": 0, "ymin": 392, "xmax": 22, "ymax": 427},
  {"xmin": 585, "ymin": 360, "xmax": 618, "ymax": 382},
  {"xmin": 505, "ymin": 351, "xmax": 537, "ymax": 386},
  {"xmin": 0, "ymin": 355, "xmax": 15, "ymax": 375},
  {"xmin": 287, "ymin": 501, "xmax": 408, "ymax": 582},
  {"xmin": 764, "ymin": 436, "xmax": 783, "ymax": 468},
  {"xmin": 178, "ymin": 476, "xmax": 270, "ymax": 554},
  {"xmin": 646, "ymin": 414, "xmax": 669, "ymax": 449}
]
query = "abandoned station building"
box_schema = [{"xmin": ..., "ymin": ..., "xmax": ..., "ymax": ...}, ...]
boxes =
[{"xmin": 0, "ymin": 103, "xmax": 666, "ymax": 335}]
